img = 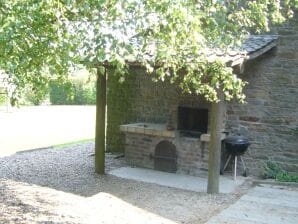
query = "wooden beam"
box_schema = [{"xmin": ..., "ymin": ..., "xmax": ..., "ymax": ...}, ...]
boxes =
[
  {"xmin": 207, "ymin": 90, "xmax": 225, "ymax": 194},
  {"xmin": 95, "ymin": 67, "xmax": 106, "ymax": 174},
  {"xmin": 233, "ymin": 62, "xmax": 245, "ymax": 75}
]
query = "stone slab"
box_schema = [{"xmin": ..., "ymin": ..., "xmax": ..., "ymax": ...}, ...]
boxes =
[
  {"xmin": 206, "ymin": 184, "xmax": 298, "ymax": 224},
  {"xmin": 108, "ymin": 167, "xmax": 246, "ymax": 194},
  {"xmin": 120, "ymin": 123, "xmax": 176, "ymax": 138}
]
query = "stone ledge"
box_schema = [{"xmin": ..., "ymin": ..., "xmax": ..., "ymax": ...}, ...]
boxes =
[{"xmin": 120, "ymin": 123, "xmax": 176, "ymax": 138}]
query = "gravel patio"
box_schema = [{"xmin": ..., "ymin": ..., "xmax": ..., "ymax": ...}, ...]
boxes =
[{"xmin": 0, "ymin": 142, "xmax": 249, "ymax": 224}]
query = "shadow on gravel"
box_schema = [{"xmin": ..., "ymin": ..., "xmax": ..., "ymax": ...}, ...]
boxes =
[
  {"xmin": 0, "ymin": 142, "xmax": 241, "ymax": 224},
  {"xmin": 0, "ymin": 179, "xmax": 79, "ymax": 224},
  {"xmin": 0, "ymin": 142, "xmax": 128, "ymax": 197}
]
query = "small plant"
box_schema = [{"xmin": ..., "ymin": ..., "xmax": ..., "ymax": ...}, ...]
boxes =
[
  {"xmin": 263, "ymin": 161, "xmax": 298, "ymax": 183},
  {"xmin": 276, "ymin": 173, "xmax": 298, "ymax": 182},
  {"xmin": 262, "ymin": 161, "xmax": 284, "ymax": 179}
]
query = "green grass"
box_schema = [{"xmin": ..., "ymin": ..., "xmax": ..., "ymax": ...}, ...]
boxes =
[{"xmin": 53, "ymin": 138, "xmax": 95, "ymax": 149}]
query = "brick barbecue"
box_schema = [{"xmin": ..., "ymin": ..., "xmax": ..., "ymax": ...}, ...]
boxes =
[{"xmin": 120, "ymin": 122, "xmax": 226, "ymax": 176}]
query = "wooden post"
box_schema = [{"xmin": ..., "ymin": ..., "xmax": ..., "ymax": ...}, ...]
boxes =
[
  {"xmin": 207, "ymin": 90, "xmax": 225, "ymax": 194},
  {"xmin": 95, "ymin": 67, "xmax": 106, "ymax": 174}
]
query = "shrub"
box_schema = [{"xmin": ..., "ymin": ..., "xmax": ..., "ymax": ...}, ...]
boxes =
[
  {"xmin": 262, "ymin": 161, "xmax": 285, "ymax": 179},
  {"xmin": 276, "ymin": 172, "xmax": 298, "ymax": 182},
  {"xmin": 262, "ymin": 161, "xmax": 298, "ymax": 183},
  {"xmin": 49, "ymin": 79, "xmax": 74, "ymax": 105},
  {"xmin": 24, "ymin": 85, "xmax": 49, "ymax": 105},
  {"xmin": 49, "ymin": 72, "xmax": 96, "ymax": 105},
  {"xmin": 73, "ymin": 80, "xmax": 96, "ymax": 105}
]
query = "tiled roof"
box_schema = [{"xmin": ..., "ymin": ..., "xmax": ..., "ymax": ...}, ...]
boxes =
[
  {"xmin": 242, "ymin": 35, "xmax": 278, "ymax": 58},
  {"xmin": 117, "ymin": 35, "xmax": 278, "ymax": 67},
  {"xmin": 206, "ymin": 35, "xmax": 278, "ymax": 66}
]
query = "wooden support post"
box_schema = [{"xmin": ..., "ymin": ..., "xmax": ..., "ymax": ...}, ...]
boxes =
[
  {"xmin": 95, "ymin": 67, "xmax": 106, "ymax": 174},
  {"xmin": 207, "ymin": 90, "xmax": 225, "ymax": 194}
]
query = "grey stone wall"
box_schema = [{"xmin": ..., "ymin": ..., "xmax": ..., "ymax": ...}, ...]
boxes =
[
  {"xmin": 226, "ymin": 14, "xmax": 298, "ymax": 176},
  {"xmin": 130, "ymin": 71, "xmax": 211, "ymax": 129}
]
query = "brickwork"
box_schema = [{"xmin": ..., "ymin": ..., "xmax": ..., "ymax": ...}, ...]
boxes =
[{"xmin": 125, "ymin": 132, "xmax": 209, "ymax": 176}]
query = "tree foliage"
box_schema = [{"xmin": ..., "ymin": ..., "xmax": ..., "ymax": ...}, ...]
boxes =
[
  {"xmin": 0, "ymin": 0, "xmax": 78, "ymax": 104},
  {"xmin": 1, "ymin": 0, "xmax": 297, "ymax": 103}
]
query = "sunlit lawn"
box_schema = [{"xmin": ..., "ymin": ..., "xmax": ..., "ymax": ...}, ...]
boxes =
[{"xmin": 0, "ymin": 105, "xmax": 96, "ymax": 156}]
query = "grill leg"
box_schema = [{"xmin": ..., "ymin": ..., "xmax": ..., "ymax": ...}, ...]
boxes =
[
  {"xmin": 240, "ymin": 156, "xmax": 247, "ymax": 170},
  {"xmin": 234, "ymin": 156, "xmax": 238, "ymax": 181},
  {"xmin": 240, "ymin": 156, "xmax": 249, "ymax": 177},
  {"xmin": 222, "ymin": 155, "xmax": 232, "ymax": 172}
]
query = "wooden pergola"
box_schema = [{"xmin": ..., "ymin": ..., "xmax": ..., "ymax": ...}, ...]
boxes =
[{"xmin": 94, "ymin": 35, "xmax": 278, "ymax": 194}]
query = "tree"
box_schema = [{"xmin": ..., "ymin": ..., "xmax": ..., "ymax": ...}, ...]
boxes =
[
  {"xmin": 1, "ymin": 0, "xmax": 297, "ymax": 192},
  {"xmin": 0, "ymin": 0, "xmax": 80, "ymax": 104}
]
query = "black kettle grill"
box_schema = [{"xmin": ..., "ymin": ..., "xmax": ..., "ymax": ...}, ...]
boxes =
[{"xmin": 221, "ymin": 135, "xmax": 250, "ymax": 180}]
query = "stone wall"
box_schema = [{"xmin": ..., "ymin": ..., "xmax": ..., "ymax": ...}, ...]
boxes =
[
  {"xmin": 226, "ymin": 14, "xmax": 298, "ymax": 176},
  {"xmin": 129, "ymin": 72, "xmax": 211, "ymax": 129}
]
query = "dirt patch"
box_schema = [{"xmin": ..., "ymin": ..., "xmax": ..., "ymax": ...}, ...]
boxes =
[{"xmin": 0, "ymin": 143, "xmax": 251, "ymax": 224}]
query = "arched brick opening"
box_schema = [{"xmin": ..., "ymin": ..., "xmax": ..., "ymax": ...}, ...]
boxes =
[{"xmin": 154, "ymin": 140, "xmax": 177, "ymax": 173}]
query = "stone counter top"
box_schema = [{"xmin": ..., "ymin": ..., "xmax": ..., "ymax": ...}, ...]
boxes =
[
  {"xmin": 120, "ymin": 123, "xmax": 227, "ymax": 141},
  {"xmin": 120, "ymin": 123, "xmax": 176, "ymax": 138}
]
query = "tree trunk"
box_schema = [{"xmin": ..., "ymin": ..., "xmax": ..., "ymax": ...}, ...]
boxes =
[
  {"xmin": 95, "ymin": 67, "xmax": 106, "ymax": 174},
  {"xmin": 207, "ymin": 90, "xmax": 225, "ymax": 194}
]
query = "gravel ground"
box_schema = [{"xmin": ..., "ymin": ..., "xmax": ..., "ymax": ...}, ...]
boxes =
[{"xmin": 0, "ymin": 142, "xmax": 250, "ymax": 224}]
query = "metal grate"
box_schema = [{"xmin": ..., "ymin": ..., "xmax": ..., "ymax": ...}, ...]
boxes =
[{"xmin": 152, "ymin": 141, "xmax": 177, "ymax": 173}]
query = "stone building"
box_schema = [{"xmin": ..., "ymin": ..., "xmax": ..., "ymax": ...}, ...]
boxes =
[
  {"xmin": 106, "ymin": 15, "xmax": 298, "ymax": 177},
  {"xmin": 225, "ymin": 17, "xmax": 298, "ymax": 175}
]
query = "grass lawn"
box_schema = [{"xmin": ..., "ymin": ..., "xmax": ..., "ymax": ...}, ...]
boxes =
[
  {"xmin": 53, "ymin": 138, "xmax": 95, "ymax": 149},
  {"xmin": 0, "ymin": 105, "xmax": 96, "ymax": 157}
]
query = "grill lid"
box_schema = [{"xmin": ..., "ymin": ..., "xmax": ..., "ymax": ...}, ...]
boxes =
[{"xmin": 225, "ymin": 136, "xmax": 249, "ymax": 145}]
